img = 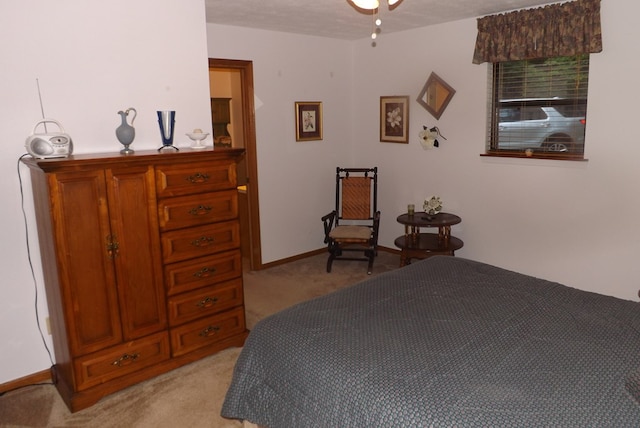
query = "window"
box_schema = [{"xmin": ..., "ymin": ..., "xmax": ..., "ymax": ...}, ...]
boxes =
[{"xmin": 487, "ymin": 55, "xmax": 589, "ymax": 159}]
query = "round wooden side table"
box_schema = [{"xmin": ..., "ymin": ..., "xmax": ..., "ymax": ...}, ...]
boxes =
[{"xmin": 394, "ymin": 212, "xmax": 463, "ymax": 266}]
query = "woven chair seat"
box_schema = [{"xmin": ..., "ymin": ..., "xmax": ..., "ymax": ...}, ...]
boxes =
[{"xmin": 329, "ymin": 225, "xmax": 372, "ymax": 241}]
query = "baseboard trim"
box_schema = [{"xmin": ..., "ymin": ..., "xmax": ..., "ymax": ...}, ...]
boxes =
[
  {"xmin": 259, "ymin": 248, "xmax": 326, "ymax": 270},
  {"xmin": 378, "ymin": 245, "xmax": 400, "ymax": 255},
  {"xmin": 0, "ymin": 369, "xmax": 52, "ymax": 395},
  {"xmin": 259, "ymin": 246, "xmax": 399, "ymax": 270}
]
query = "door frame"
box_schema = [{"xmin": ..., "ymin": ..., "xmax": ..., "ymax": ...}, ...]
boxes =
[{"xmin": 208, "ymin": 58, "xmax": 262, "ymax": 270}]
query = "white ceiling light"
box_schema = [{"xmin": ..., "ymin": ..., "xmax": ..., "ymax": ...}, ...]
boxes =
[
  {"xmin": 351, "ymin": 0, "xmax": 379, "ymax": 9},
  {"xmin": 351, "ymin": 0, "xmax": 400, "ymax": 10},
  {"xmin": 349, "ymin": 0, "xmax": 403, "ymax": 42}
]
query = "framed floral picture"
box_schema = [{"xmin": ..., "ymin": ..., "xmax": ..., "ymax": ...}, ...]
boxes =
[
  {"xmin": 380, "ymin": 96, "xmax": 409, "ymax": 143},
  {"xmin": 295, "ymin": 101, "xmax": 323, "ymax": 141}
]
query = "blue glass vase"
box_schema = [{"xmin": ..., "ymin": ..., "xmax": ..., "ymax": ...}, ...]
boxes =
[{"xmin": 157, "ymin": 110, "xmax": 178, "ymax": 151}]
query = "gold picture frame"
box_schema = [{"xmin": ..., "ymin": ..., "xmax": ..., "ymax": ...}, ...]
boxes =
[
  {"xmin": 295, "ymin": 101, "xmax": 323, "ymax": 141},
  {"xmin": 380, "ymin": 96, "xmax": 410, "ymax": 144}
]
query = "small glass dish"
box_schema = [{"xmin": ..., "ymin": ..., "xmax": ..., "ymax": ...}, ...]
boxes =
[{"xmin": 186, "ymin": 132, "xmax": 209, "ymax": 149}]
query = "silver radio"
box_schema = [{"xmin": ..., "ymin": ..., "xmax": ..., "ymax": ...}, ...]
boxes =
[{"xmin": 25, "ymin": 119, "xmax": 73, "ymax": 159}]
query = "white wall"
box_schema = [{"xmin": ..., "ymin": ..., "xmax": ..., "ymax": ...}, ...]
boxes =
[
  {"xmin": 0, "ymin": 0, "xmax": 212, "ymax": 383},
  {"xmin": 207, "ymin": 25, "xmax": 354, "ymax": 262}
]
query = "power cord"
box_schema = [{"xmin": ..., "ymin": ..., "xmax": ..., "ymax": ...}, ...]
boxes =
[{"xmin": 2, "ymin": 154, "xmax": 57, "ymax": 396}]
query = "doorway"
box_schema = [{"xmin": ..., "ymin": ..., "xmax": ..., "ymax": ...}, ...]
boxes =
[{"xmin": 208, "ymin": 58, "xmax": 262, "ymax": 270}]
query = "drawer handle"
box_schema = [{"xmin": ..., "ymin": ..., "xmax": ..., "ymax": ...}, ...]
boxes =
[
  {"xmin": 111, "ymin": 352, "xmax": 140, "ymax": 367},
  {"xmin": 196, "ymin": 296, "xmax": 219, "ymax": 308},
  {"xmin": 186, "ymin": 172, "xmax": 210, "ymax": 183},
  {"xmin": 199, "ymin": 325, "xmax": 220, "ymax": 337},
  {"xmin": 193, "ymin": 267, "xmax": 217, "ymax": 278},
  {"xmin": 191, "ymin": 236, "xmax": 214, "ymax": 247},
  {"xmin": 188, "ymin": 205, "xmax": 213, "ymax": 216},
  {"xmin": 106, "ymin": 235, "xmax": 120, "ymax": 259}
]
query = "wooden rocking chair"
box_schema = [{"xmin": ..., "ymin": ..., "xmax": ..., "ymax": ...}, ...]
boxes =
[{"xmin": 321, "ymin": 167, "xmax": 380, "ymax": 274}]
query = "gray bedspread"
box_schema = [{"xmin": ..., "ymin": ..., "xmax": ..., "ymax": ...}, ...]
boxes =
[{"xmin": 222, "ymin": 256, "xmax": 640, "ymax": 427}]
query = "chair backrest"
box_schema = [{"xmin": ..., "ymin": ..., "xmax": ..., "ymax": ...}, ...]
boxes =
[{"xmin": 335, "ymin": 167, "xmax": 378, "ymax": 224}]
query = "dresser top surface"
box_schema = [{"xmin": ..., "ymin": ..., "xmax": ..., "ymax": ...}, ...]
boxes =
[{"xmin": 22, "ymin": 148, "xmax": 245, "ymax": 172}]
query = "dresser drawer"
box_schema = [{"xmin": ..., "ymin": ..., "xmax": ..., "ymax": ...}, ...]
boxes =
[
  {"xmin": 167, "ymin": 278, "xmax": 243, "ymax": 326},
  {"xmin": 156, "ymin": 160, "xmax": 237, "ymax": 198},
  {"xmin": 74, "ymin": 332, "xmax": 170, "ymax": 391},
  {"xmin": 158, "ymin": 189, "xmax": 237, "ymax": 231},
  {"xmin": 170, "ymin": 307, "xmax": 246, "ymax": 357},
  {"xmin": 161, "ymin": 221, "xmax": 240, "ymax": 264},
  {"xmin": 165, "ymin": 250, "xmax": 242, "ymax": 296}
]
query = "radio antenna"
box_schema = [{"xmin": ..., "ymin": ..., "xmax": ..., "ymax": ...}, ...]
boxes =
[{"xmin": 36, "ymin": 78, "xmax": 48, "ymax": 133}]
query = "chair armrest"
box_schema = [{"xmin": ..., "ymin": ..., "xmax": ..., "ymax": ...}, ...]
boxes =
[
  {"xmin": 321, "ymin": 211, "xmax": 336, "ymax": 243},
  {"xmin": 321, "ymin": 211, "xmax": 336, "ymax": 223}
]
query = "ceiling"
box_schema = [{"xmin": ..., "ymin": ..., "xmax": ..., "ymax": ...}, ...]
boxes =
[{"xmin": 204, "ymin": 0, "xmax": 555, "ymax": 40}]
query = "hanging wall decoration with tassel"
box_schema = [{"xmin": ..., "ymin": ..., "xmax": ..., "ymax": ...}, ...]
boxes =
[{"xmin": 418, "ymin": 126, "xmax": 447, "ymax": 150}]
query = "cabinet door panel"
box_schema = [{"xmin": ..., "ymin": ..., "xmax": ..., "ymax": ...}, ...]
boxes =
[
  {"xmin": 107, "ymin": 166, "xmax": 167, "ymax": 340},
  {"xmin": 51, "ymin": 171, "xmax": 122, "ymax": 356}
]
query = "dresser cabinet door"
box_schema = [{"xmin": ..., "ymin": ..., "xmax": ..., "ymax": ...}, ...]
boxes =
[
  {"xmin": 106, "ymin": 166, "xmax": 167, "ymax": 340},
  {"xmin": 51, "ymin": 167, "xmax": 166, "ymax": 356},
  {"xmin": 50, "ymin": 171, "xmax": 123, "ymax": 356}
]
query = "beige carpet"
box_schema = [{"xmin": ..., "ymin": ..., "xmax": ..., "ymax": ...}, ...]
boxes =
[{"xmin": 0, "ymin": 251, "xmax": 400, "ymax": 428}]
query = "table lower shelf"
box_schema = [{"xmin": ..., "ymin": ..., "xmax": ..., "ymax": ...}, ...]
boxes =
[{"xmin": 394, "ymin": 233, "xmax": 464, "ymax": 266}]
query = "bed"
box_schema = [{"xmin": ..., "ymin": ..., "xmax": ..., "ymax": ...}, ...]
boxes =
[{"xmin": 222, "ymin": 256, "xmax": 640, "ymax": 427}]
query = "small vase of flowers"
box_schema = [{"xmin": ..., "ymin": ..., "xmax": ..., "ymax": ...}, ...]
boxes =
[{"xmin": 423, "ymin": 196, "xmax": 443, "ymax": 219}]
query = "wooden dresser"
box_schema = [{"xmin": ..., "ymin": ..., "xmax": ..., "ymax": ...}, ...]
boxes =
[{"xmin": 22, "ymin": 148, "xmax": 248, "ymax": 412}]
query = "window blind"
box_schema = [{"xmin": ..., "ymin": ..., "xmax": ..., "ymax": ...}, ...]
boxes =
[{"xmin": 488, "ymin": 55, "xmax": 589, "ymax": 157}]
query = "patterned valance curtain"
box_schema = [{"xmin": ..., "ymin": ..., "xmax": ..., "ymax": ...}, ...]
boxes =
[{"xmin": 472, "ymin": 0, "xmax": 602, "ymax": 64}]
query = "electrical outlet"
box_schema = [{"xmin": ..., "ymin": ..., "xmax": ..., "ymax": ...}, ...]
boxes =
[{"xmin": 46, "ymin": 317, "xmax": 52, "ymax": 335}]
